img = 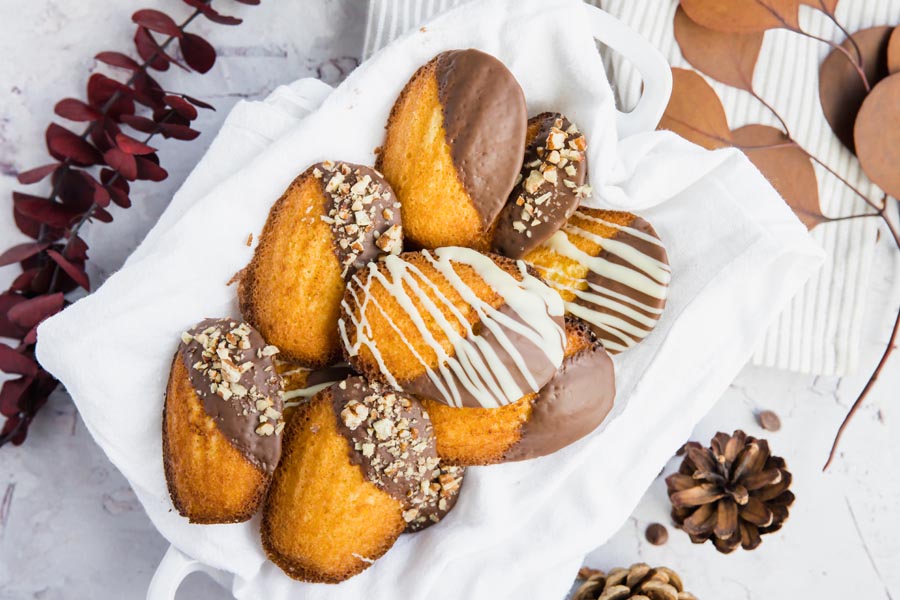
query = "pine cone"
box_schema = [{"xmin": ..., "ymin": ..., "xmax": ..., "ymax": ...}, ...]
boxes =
[
  {"xmin": 573, "ymin": 563, "xmax": 697, "ymax": 600},
  {"xmin": 666, "ymin": 430, "xmax": 794, "ymax": 554}
]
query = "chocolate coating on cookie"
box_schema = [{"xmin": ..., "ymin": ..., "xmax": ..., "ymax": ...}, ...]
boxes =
[
  {"xmin": 179, "ymin": 318, "xmax": 284, "ymax": 473},
  {"xmin": 312, "ymin": 161, "xmax": 402, "ymax": 279},
  {"xmin": 332, "ymin": 376, "xmax": 439, "ymax": 503},
  {"xmin": 434, "ymin": 49, "xmax": 527, "ymax": 228},
  {"xmin": 570, "ymin": 213, "xmax": 669, "ymax": 353},
  {"xmin": 403, "ymin": 464, "xmax": 464, "ymax": 533},
  {"xmin": 494, "ymin": 113, "xmax": 589, "ymax": 259},
  {"xmin": 504, "ymin": 319, "xmax": 615, "ymax": 462}
]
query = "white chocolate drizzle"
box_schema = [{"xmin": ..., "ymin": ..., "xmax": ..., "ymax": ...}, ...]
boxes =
[
  {"xmin": 339, "ymin": 247, "xmax": 566, "ymax": 408},
  {"xmin": 531, "ymin": 211, "xmax": 670, "ymax": 354}
]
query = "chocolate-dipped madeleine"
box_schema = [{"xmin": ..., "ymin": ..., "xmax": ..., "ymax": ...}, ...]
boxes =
[
  {"xmin": 261, "ymin": 377, "xmax": 446, "ymax": 582},
  {"xmin": 377, "ymin": 49, "xmax": 527, "ymax": 250},
  {"xmin": 403, "ymin": 463, "xmax": 465, "ymax": 533},
  {"xmin": 524, "ymin": 209, "xmax": 670, "ymax": 354},
  {"xmin": 339, "ymin": 247, "xmax": 567, "ymax": 409},
  {"xmin": 493, "ymin": 113, "xmax": 590, "ymax": 259},
  {"xmin": 423, "ymin": 316, "xmax": 615, "ymax": 465},
  {"xmin": 239, "ymin": 161, "xmax": 402, "ymax": 367},
  {"xmin": 163, "ymin": 318, "xmax": 284, "ymax": 524}
]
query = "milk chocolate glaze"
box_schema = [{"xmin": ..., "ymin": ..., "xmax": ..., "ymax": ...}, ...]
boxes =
[
  {"xmin": 434, "ymin": 49, "xmax": 527, "ymax": 229},
  {"xmin": 331, "ymin": 376, "xmax": 439, "ymax": 503},
  {"xmin": 493, "ymin": 113, "xmax": 588, "ymax": 259},
  {"xmin": 179, "ymin": 318, "xmax": 284, "ymax": 474},
  {"xmin": 576, "ymin": 214, "xmax": 669, "ymax": 352},
  {"xmin": 402, "ymin": 302, "xmax": 565, "ymax": 408},
  {"xmin": 504, "ymin": 318, "xmax": 616, "ymax": 462},
  {"xmin": 311, "ymin": 161, "xmax": 402, "ymax": 279}
]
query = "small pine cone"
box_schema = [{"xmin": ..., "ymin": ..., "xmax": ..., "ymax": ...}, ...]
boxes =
[
  {"xmin": 666, "ymin": 430, "xmax": 794, "ymax": 554},
  {"xmin": 573, "ymin": 563, "xmax": 698, "ymax": 600}
]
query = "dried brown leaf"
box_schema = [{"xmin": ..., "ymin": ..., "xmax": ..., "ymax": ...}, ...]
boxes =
[
  {"xmin": 888, "ymin": 27, "xmax": 900, "ymax": 75},
  {"xmin": 674, "ymin": 7, "xmax": 763, "ymax": 91},
  {"xmin": 658, "ymin": 68, "xmax": 731, "ymax": 149},
  {"xmin": 732, "ymin": 125, "xmax": 825, "ymax": 229},
  {"xmin": 819, "ymin": 26, "xmax": 892, "ymax": 152},
  {"xmin": 854, "ymin": 73, "xmax": 900, "ymax": 198},
  {"xmin": 680, "ymin": 0, "xmax": 799, "ymax": 33}
]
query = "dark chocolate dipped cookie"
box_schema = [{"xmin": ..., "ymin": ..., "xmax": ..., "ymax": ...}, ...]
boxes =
[
  {"xmin": 377, "ymin": 49, "xmax": 527, "ymax": 250},
  {"xmin": 339, "ymin": 247, "xmax": 567, "ymax": 409},
  {"xmin": 523, "ymin": 209, "xmax": 670, "ymax": 354},
  {"xmin": 239, "ymin": 161, "xmax": 402, "ymax": 367},
  {"xmin": 423, "ymin": 316, "xmax": 615, "ymax": 465},
  {"xmin": 163, "ymin": 318, "xmax": 284, "ymax": 524},
  {"xmin": 403, "ymin": 463, "xmax": 464, "ymax": 533},
  {"xmin": 493, "ymin": 113, "xmax": 590, "ymax": 259},
  {"xmin": 260, "ymin": 377, "xmax": 444, "ymax": 582}
]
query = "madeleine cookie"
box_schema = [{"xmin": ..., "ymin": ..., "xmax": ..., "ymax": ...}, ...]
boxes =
[
  {"xmin": 163, "ymin": 319, "xmax": 284, "ymax": 524},
  {"xmin": 524, "ymin": 209, "xmax": 670, "ymax": 354},
  {"xmin": 404, "ymin": 463, "xmax": 465, "ymax": 533},
  {"xmin": 493, "ymin": 113, "xmax": 591, "ymax": 259},
  {"xmin": 261, "ymin": 377, "xmax": 441, "ymax": 582},
  {"xmin": 423, "ymin": 317, "xmax": 615, "ymax": 465},
  {"xmin": 378, "ymin": 49, "xmax": 527, "ymax": 250},
  {"xmin": 239, "ymin": 161, "xmax": 402, "ymax": 367},
  {"xmin": 339, "ymin": 247, "xmax": 567, "ymax": 409}
]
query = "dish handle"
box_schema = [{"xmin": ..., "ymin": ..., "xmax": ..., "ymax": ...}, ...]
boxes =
[
  {"xmin": 146, "ymin": 544, "xmax": 222, "ymax": 600},
  {"xmin": 585, "ymin": 5, "xmax": 672, "ymax": 138}
]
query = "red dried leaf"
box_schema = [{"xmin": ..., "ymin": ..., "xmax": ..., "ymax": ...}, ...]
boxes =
[
  {"xmin": 0, "ymin": 377, "xmax": 32, "ymax": 417},
  {"xmin": 0, "ymin": 346, "xmax": 37, "ymax": 377},
  {"xmin": 134, "ymin": 27, "xmax": 170, "ymax": 71},
  {"xmin": 0, "ymin": 242, "xmax": 49, "ymax": 267},
  {"xmin": 154, "ymin": 108, "xmax": 190, "ymax": 127},
  {"xmin": 180, "ymin": 33, "xmax": 216, "ymax": 73},
  {"xmin": 819, "ymin": 26, "xmax": 892, "ymax": 152},
  {"xmin": 46, "ymin": 250, "xmax": 90, "ymax": 291},
  {"xmin": 46, "ymin": 123, "xmax": 101, "ymax": 166},
  {"xmin": 131, "ymin": 72, "xmax": 166, "ymax": 109},
  {"xmin": 801, "ymin": 0, "xmax": 838, "ymax": 12},
  {"xmin": 13, "ymin": 193, "xmax": 82, "ymax": 229},
  {"xmin": 13, "ymin": 210, "xmax": 44, "ymax": 240},
  {"xmin": 136, "ymin": 156, "xmax": 169, "ymax": 182},
  {"xmin": 182, "ymin": 0, "xmax": 243, "ymax": 25},
  {"xmin": 92, "ymin": 207, "xmax": 114, "ymax": 223},
  {"xmin": 681, "ymin": 0, "xmax": 800, "ymax": 32},
  {"xmin": 854, "ymin": 73, "xmax": 900, "ymax": 199},
  {"xmin": 87, "ymin": 74, "xmax": 135, "ymax": 118},
  {"xmin": 0, "ymin": 293, "xmax": 27, "ymax": 338},
  {"xmin": 120, "ymin": 114, "xmax": 157, "ymax": 134},
  {"xmin": 17, "ymin": 163, "xmax": 60, "ymax": 185},
  {"xmin": 65, "ymin": 236, "xmax": 89, "ymax": 261},
  {"xmin": 233, "ymin": 0, "xmax": 260, "ymax": 4},
  {"xmin": 103, "ymin": 148, "xmax": 138, "ymax": 180},
  {"xmin": 182, "ymin": 94, "xmax": 215, "ymax": 110},
  {"xmin": 733, "ymin": 124, "xmax": 825, "ymax": 229},
  {"xmin": 658, "ymin": 68, "xmax": 732, "ymax": 149},
  {"xmin": 160, "ymin": 122, "xmax": 201, "ymax": 140},
  {"xmin": 115, "ymin": 133, "xmax": 156, "ymax": 155},
  {"xmin": 55, "ymin": 169, "xmax": 96, "ymax": 211},
  {"xmin": 7, "ymin": 292, "xmax": 64, "ymax": 332},
  {"xmin": 164, "ymin": 95, "xmax": 198, "ymax": 120},
  {"xmin": 9, "ymin": 269, "xmax": 38, "ymax": 293},
  {"xmin": 54, "ymin": 98, "xmax": 102, "ymax": 122},
  {"xmin": 95, "ymin": 51, "xmax": 141, "ymax": 70},
  {"xmin": 674, "ymin": 7, "xmax": 763, "ymax": 92},
  {"xmin": 93, "ymin": 185, "xmax": 111, "ymax": 208},
  {"xmin": 132, "ymin": 9, "xmax": 182, "ymax": 37}
]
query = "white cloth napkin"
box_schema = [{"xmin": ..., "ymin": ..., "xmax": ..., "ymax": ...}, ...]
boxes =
[{"xmin": 35, "ymin": 0, "xmax": 823, "ymax": 598}]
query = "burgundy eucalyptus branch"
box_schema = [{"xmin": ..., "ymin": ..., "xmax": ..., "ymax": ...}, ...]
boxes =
[{"xmin": 0, "ymin": 0, "xmax": 261, "ymax": 447}]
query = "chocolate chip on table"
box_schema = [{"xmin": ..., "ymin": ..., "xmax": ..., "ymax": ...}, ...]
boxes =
[
  {"xmin": 757, "ymin": 409, "xmax": 781, "ymax": 432},
  {"xmin": 645, "ymin": 523, "xmax": 669, "ymax": 546}
]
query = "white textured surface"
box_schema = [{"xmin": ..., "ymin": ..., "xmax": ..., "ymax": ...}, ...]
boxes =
[{"xmin": 0, "ymin": 1, "xmax": 898, "ymax": 599}]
